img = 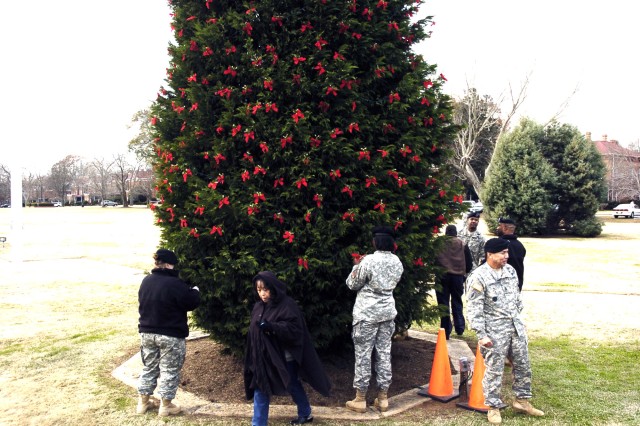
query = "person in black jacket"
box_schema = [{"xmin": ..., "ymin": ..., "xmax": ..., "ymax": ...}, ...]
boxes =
[
  {"xmin": 496, "ymin": 218, "xmax": 527, "ymax": 291},
  {"xmin": 137, "ymin": 248, "xmax": 200, "ymax": 417},
  {"xmin": 244, "ymin": 271, "xmax": 331, "ymax": 426}
]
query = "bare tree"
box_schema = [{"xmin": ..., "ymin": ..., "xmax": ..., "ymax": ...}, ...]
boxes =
[
  {"xmin": 0, "ymin": 164, "xmax": 9, "ymax": 203},
  {"xmin": 49, "ymin": 155, "xmax": 79, "ymax": 204},
  {"xmin": 112, "ymin": 154, "xmax": 132, "ymax": 207},
  {"xmin": 451, "ymin": 75, "xmax": 530, "ymax": 197},
  {"xmin": 34, "ymin": 174, "xmax": 48, "ymax": 202},
  {"xmin": 90, "ymin": 158, "xmax": 115, "ymax": 203},
  {"xmin": 22, "ymin": 172, "xmax": 38, "ymax": 204}
]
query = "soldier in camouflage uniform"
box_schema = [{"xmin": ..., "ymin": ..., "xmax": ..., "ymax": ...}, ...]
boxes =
[
  {"xmin": 137, "ymin": 249, "xmax": 201, "ymax": 417},
  {"xmin": 345, "ymin": 226, "xmax": 404, "ymax": 413},
  {"xmin": 458, "ymin": 211, "xmax": 486, "ymax": 274},
  {"xmin": 466, "ymin": 239, "xmax": 544, "ymax": 424}
]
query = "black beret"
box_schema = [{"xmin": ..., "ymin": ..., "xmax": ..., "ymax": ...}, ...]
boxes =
[
  {"xmin": 498, "ymin": 217, "xmax": 515, "ymax": 224},
  {"xmin": 484, "ymin": 238, "xmax": 510, "ymax": 253},
  {"xmin": 372, "ymin": 225, "xmax": 395, "ymax": 237},
  {"xmin": 467, "ymin": 211, "xmax": 480, "ymax": 218},
  {"xmin": 155, "ymin": 248, "xmax": 178, "ymax": 265}
]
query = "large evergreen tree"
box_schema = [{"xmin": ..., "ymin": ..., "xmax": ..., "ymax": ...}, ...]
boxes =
[
  {"xmin": 483, "ymin": 118, "xmax": 606, "ymax": 236},
  {"xmin": 150, "ymin": 0, "xmax": 461, "ymax": 354},
  {"xmin": 482, "ymin": 119, "xmax": 556, "ymax": 235}
]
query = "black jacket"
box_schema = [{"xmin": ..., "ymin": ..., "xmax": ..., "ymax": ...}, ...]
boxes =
[
  {"xmin": 138, "ymin": 268, "xmax": 201, "ymax": 338},
  {"xmin": 501, "ymin": 234, "xmax": 526, "ymax": 290},
  {"xmin": 244, "ymin": 271, "xmax": 331, "ymax": 399}
]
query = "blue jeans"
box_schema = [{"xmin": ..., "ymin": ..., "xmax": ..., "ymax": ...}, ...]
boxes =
[{"xmin": 252, "ymin": 361, "xmax": 311, "ymax": 426}]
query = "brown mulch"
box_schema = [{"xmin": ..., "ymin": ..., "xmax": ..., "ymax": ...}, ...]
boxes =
[{"xmin": 180, "ymin": 336, "xmax": 437, "ymax": 407}]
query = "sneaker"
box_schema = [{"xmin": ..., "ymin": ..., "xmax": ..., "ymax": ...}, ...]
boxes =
[{"xmin": 290, "ymin": 414, "xmax": 313, "ymax": 424}]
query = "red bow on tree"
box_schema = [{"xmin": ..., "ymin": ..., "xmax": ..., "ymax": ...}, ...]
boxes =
[
  {"xmin": 292, "ymin": 109, "xmax": 305, "ymax": 123},
  {"xmin": 283, "ymin": 231, "xmax": 295, "ymax": 243},
  {"xmin": 218, "ymin": 197, "xmax": 229, "ymax": 208},
  {"xmin": 374, "ymin": 201, "xmax": 386, "ymax": 213},
  {"xmin": 298, "ymin": 258, "xmax": 309, "ymax": 270},
  {"xmin": 342, "ymin": 212, "xmax": 355, "ymax": 222},
  {"xmin": 295, "ymin": 177, "xmax": 308, "ymax": 189},
  {"xmin": 210, "ymin": 225, "xmax": 223, "ymax": 236},
  {"xmin": 414, "ymin": 258, "xmax": 424, "ymax": 267}
]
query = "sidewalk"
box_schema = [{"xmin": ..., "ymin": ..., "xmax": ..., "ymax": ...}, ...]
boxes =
[{"xmin": 112, "ymin": 329, "xmax": 474, "ymax": 421}]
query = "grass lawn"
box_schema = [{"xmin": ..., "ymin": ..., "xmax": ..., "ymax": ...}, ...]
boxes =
[{"xmin": 0, "ymin": 207, "xmax": 638, "ymax": 425}]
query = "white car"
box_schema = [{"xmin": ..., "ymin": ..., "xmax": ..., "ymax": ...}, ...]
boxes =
[
  {"xmin": 612, "ymin": 203, "xmax": 640, "ymax": 218},
  {"xmin": 52, "ymin": 201, "xmax": 62, "ymax": 207}
]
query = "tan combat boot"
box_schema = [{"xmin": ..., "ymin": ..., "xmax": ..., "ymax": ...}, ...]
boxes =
[
  {"xmin": 345, "ymin": 389, "xmax": 367, "ymax": 413},
  {"xmin": 158, "ymin": 399, "xmax": 182, "ymax": 417},
  {"xmin": 513, "ymin": 398, "xmax": 544, "ymax": 416},
  {"xmin": 487, "ymin": 408, "xmax": 502, "ymax": 424},
  {"xmin": 373, "ymin": 389, "xmax": 388, "ymax": 412},
  {"xmin": 136, "ymin": 394, "xmax": 158, "ymax": 414}
]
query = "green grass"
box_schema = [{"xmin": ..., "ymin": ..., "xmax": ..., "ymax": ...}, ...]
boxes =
[{"xmin": 2, "ymin": 208, "xmax": 639, "ymax": 425}]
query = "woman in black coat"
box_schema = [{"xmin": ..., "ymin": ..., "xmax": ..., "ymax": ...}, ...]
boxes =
[{"xmin": 244, "ymin": 271, "xmax": 331, "ymax": 426}]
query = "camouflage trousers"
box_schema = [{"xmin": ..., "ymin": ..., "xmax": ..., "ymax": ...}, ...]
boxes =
[
  {"xmin": 352, "ymin": 320, "xmax": 395, "ymax": 392},
  {"xmin": 137, "ymin": 333, "xmax": 186, "ymax": 400},
  {"xmin": 480, "ymin": 327, "xmax": 533, "ymax": 407}
]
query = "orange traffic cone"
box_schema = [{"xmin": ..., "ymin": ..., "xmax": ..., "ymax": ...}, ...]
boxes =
[
  {"xmin": 418, "ymin": 328, "xmax": 459, "ymax": 402},
  {"xmin": 457, "ymin": 344, "xmax": 490, "ymax": 412}
]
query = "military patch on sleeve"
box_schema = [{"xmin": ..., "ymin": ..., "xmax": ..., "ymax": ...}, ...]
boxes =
[{"xmin": 471, "ymin": 281, "xmax": 484, "ymax": 292}]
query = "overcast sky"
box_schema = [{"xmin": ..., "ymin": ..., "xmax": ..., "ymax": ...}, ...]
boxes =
[
  {"xmin": 2, "ymin": 0, "xmax": 637, "ymax": 174},
  {"xmin": 415, "ymin": 0, "xmax": 639, "ymax": 146}
]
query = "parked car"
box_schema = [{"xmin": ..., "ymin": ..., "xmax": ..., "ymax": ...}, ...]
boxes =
[
  {"xmin": 101, "ymin": 200, "xmax": 118, "ymax": 207},
  {"xmin": 612, "ymin": 203, "xmax": 640, "ymax": 218},
  {"xmin": 462, "ymin": 200, "xmax": 484, "ymax": 214},
  {"xmin": 0, "ymin": 203, "xmax": 9, "ymax": 208},
  {"xmin": 471, "ymin": 201, "xmax": 484, "ymax": 213},
  {"xmin": 52, "ymin": 201, "xmax": 62, "ymax": 207}
]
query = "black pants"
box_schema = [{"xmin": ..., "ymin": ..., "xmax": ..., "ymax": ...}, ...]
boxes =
[{"xmin": 435, "ymin": 273, "xmax": 465, "ymax": 338}]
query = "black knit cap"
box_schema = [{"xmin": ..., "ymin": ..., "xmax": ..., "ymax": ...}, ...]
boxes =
[
  {"xmin": 484, "ymin": 238, "xmax": 510, "ymax": 253},
  {"xmin": 155, "ymin": 248, "xmax": 178, "ymax": 265},
  {"xmin": 498, "ymin": 217, "xmax": 515, "ymax": 224},
  {"xmin": 467, "ymin": 211, "xmax": 480, "ymax": 218}
]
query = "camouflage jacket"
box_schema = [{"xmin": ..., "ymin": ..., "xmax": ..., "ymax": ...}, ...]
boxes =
[
  {"xmin": 457, "ymin": 228, "xmax": 486, "ymax": 271},
  {"xmin": 466, "ymin": 262, "xmax": 525, "ymax": 340},
  {"xmin": 346, "ymin": 250, "xmax": 404, "ymax": 324}
]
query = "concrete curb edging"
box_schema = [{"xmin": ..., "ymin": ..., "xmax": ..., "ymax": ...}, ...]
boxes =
[{"xmin": 112, "ymin": 329, "xmax": 474, "ymax": 421}]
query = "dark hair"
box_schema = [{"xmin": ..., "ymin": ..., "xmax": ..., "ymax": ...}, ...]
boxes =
[
  {"xmin": 372, "ymin": 225, "xmax": 395, "ymax": 251},
  {"xmin": 445, "ymin": 224, "xmax": 458, "ymax": 236}
]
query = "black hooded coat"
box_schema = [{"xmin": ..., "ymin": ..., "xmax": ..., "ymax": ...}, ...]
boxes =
[{"xmin": 243, "ymin": 271, "xmax": 331, "ymax": 400}]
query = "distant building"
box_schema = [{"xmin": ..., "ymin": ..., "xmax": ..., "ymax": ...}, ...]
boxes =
[{"xmin": 590, "ymin": 133, "xmax": 640, "ymax": 202}]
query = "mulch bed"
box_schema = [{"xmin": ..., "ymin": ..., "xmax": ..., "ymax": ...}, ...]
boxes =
[{"xmin": 180, "ymin": 336, "xmax": 437, "ymax": 407}]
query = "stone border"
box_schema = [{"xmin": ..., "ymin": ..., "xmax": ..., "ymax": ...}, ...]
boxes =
[{"xmin": 112, "ymin": 329, "xmax": 474, "ymax": 420}]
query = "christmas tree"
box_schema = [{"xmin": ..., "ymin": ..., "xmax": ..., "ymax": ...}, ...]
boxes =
[{"xmin": 150, "ymin": 0, "xmax": 461, "ymax": 354}]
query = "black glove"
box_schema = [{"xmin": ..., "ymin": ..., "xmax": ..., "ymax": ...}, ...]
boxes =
[{"xmin": 259, "ymin": 320, "xmax": 274, "ymax": 332}]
